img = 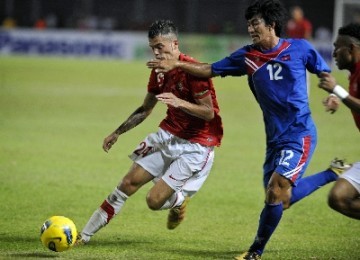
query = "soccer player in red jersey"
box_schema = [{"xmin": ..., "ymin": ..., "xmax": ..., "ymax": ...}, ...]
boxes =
[
  {"xmin": 286, "ymin": 6, "xmax": 313, "ymax": 93},
  {"xmin": 286, "ymin": 6, "xmax": 312, "ymax": 40},
  {"xmin": 75, "ymin": 19, "xmax": 223, "ymax": 244},
  {"xmin": 319, "ymin": 22, "xmax": 360, "ymax": 220}
]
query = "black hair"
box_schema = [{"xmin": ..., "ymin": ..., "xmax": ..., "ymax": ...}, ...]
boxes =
[
  {"xmin": 338, "ymin": 23, "xmax": 360, "ymax": 42},
  {"xmin": 148, "ymin": 20, "xmax": 178, "ymax": 39},
  {"xmin": 245, "ymin": 0, "xmax": 288, "ymax": 37}
]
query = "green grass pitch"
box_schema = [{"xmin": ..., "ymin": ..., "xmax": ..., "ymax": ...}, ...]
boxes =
[{"xmin": 0, "ymin": 56, "xmax": 359, "ymax": 259}]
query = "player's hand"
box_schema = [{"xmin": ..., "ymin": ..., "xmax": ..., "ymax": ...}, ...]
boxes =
[
  {"xmin": 103, "ymin": 133, "xmax": 119, "ymax": 152},
  {"xmin": 156, "ymin": 92, "xmax": 182, "ymax": 108},
  {"xmin": 322, "ymin": 94, "xmax": 340, "ymax": 114},
  {"xmin": 318, "ymin": 72, "xmax": 337, "ymax": 93},
  {"xmin": 146, "ymin": 59, "xmax": 176, "ymax": 73}
]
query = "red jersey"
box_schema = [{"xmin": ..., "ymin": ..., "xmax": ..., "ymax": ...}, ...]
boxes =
[
  {"xmin": 147, "ymin": 53, "xmax": 223, "ymax": 147},
  {"xmin": 349, "ymin": 61, "xmax": 360, "ymax": 131},
  {"xmin": 286, "ymin": 19, "xmax": 312, "ymax": 39}
]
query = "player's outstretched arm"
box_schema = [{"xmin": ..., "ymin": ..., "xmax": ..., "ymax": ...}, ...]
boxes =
[
  {"xmin": 146, "ymin": 59, "xmax": 214, "ymax": 78},
  {"xmin": 102, "ymin": 93, "xmax": 158, "ymax": 152}
]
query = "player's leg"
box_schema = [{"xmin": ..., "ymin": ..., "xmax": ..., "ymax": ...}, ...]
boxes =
[
  {"xmin": 77, "ymin": 163, "xmax": 153, "ymax": 243},
  {"xmin": 328, "ymin": 162, "xmax": 360, "ymax": 219},
  {"xmin": 149, "ymin": 161, "xmax": 212, "ymax": 211},
  {"xmin": 145, "ymin": 160, "xmax": 190, "ymax": 230},
  {"xmin": 290, "ymin": 157, "xmax": 350, "ymax": 206},
  {"xmin": 146, "ymin": 143, "xmax": 214, "ymax": 229},
  {"xmin": 146, "ymin": 179, "xmax": 178, "ymax": 210},
  {"xmin": 237, "ymin": 136, "xmax": 311, "ymax": 259},
  {"xmin": 236, "ymin": 172, "xmax": 290, "ymax": 260},
  {"xmin": 168, "ymin": 149, "xmax": 214, "ymax": 229},
  {"xmin": 290, "ymin": 170, "xmax": 337, "ymax": 206},
  {"xmin": 245, "ymin": 173, "xmax": 290, "ymax": 258},
  {"xmin": 145, "ymin": 154, "xmax": 197, "ymax": 211},
  {"xmin": 282, "ymin": 134, "xmax": 335, "ymax": 208},
  {"xmin": 77, "ymin": 131, "xmax": 166, "ymax": 244},
  {"xmin": 146, "ymin": 178, "xmax": 190, "ymax": 230}
]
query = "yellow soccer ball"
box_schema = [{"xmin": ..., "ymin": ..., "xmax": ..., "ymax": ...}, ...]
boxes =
[{"xmin": 40, "ymin": 216, "xmax": 77, "ymax": 252}]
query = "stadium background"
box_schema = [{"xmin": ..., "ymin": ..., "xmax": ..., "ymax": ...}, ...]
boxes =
[
  {"xmin": 0, "ymin": 0, "xmax": 337, "ymax": 34},
  {"xmin": 1, "ymin": 0, "xmax": 360, "ymax": 63}
]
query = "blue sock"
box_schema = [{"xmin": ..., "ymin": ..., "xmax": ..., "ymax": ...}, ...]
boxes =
[
  {"xmin": 249, "ymin": 203, "xmax": 283, "ymax": 255},
  {"xmin": 290, "ymin": 169, "xmax": 338, "ymax": 205}
]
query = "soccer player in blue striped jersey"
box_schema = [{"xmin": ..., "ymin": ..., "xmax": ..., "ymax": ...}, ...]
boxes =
[{"xmin": 147, "ymin": 0, "xmax": 343, "ymax": 259}]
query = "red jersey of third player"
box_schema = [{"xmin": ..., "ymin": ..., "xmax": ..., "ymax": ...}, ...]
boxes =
[{"xmin": 349, "ymin": 61, "xmax": 360, "ymax": 131}]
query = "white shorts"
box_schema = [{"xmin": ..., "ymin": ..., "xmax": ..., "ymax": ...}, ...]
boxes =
[
  {"xmin": 129, "ymin": 129, "xmax": 215, "ymax": 197},
  {"xmin": 340, "ymin": 162, "xmax": 360, "ymax": 193}
]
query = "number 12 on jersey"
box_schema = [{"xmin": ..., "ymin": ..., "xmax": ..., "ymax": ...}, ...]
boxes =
[{"xmin": 266, "ymin": 63, "xmax": 283, "ymax": 80}]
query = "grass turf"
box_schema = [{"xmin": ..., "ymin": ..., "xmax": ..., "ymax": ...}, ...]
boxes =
[{"xmin": 0, "ymin": 56, "xmax": 359, "ymax": 259}]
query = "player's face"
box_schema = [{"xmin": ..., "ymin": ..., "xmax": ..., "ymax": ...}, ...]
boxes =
[
  {"xmin": 148, "ymin": 35, "xmax": 179, "ymax": 61},
  {"xmin": 247, "ymin": 16, "xmax": 273, "ymax": 47},
  {"xmin": 333, "ymin": 35, "xmax": 353, "ymax": 70}
]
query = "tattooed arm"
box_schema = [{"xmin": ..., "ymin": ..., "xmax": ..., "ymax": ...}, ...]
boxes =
[{"xmin": 103, "ymin": 93, "xmax": 158, "ymax": 152}]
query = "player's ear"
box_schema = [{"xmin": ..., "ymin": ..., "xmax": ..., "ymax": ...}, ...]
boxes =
[
  {"xmin": 349, "ymin": 42, "xmax": 360, "ymax": 53},
  {"xmin": 172, "ymin": 40, "xmax": 179, "ymax": 50},
  {"xmin": 268, "ymin": 22, "xmax": 275, "ymax": 31}
]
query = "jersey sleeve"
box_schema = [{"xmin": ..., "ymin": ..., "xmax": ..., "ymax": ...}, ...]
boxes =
[
  {"xmin": 188, "ymin": 75, "xmax": 213, "ymax": 99},
  {"xmin": 301, "ymin": 39, "xmax": 331, "ymax": 74},
  {"xmin": 211, "ymin": 47, "xmax": 248, "ymax": 77}
]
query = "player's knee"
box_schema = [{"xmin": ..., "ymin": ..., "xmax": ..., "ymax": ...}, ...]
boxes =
[
  {"xmin": 146, "ymin": 194, "xmax": 162, "ymax": 210},
  {"xmin": 118, "ymin": 176, "xmax": 140, "ymax": 196},
  {"xmin": 266, "ymin": 173, "xmax": 291, "ymax": 204},
  {"xmin": 266, "ymin": 186, "xmax": 291, "ymax": 207},
  {"xmin": 266, "ymin": 186, "xmax": 282, "ymax": 202}
]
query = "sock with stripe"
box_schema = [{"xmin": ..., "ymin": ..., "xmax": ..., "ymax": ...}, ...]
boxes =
[{"xmin": 81, "ymin": 187, "xmax": 128, "ymax": 242}]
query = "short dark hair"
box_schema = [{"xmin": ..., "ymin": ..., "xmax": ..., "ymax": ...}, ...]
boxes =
[
  {"xmin": 148, "ymin": 20, "xmax": 178, "ymax": 39},
  {"xmin": 338, "ymin": 23, "xmax": 360, "ymax": 42},
  {"xmin": 245, "ymin": 0, "xmax": 288, "ymax": 37}
]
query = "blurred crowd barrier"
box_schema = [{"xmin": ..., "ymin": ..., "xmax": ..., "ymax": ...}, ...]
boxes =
[{"xmin": 0, "ymin": 29, "xmax": 333, "ymax": 65}]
